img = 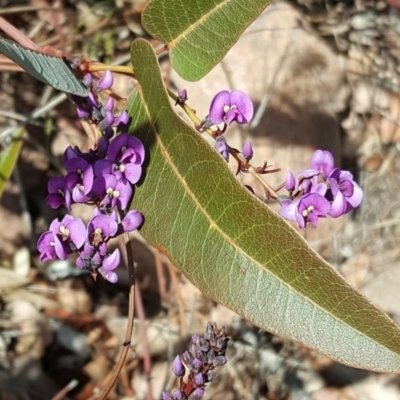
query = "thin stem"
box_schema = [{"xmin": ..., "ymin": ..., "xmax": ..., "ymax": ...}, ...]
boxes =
[
  {"xmin": 95, "ymin": 231, "xmax": 136, "ymax": 400},
  {"xmin": 85, "ymin": 63, "xmax": 280, "ymax": 199}
]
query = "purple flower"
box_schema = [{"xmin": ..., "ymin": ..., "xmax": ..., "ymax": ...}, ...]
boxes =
[
  {"xmin": 65, "ymin": 157, "xmax": 94, "ymax": 196},
  {"xmin": 98, "ymin": 249, "xmax": 120, "ymax": 283},
  {"xmin": 328, "ymin": 169, "xmax": 363, "ymax": 217},
  {"xmin": 215, "ymin": 136, "xmax": 229, "ymax": 161},
  {"xmin": 279, "ymin": 193, "xmax": 330, "ymax": 229},
  {"xmin": 37, "ymin": 232, "xmax": 58, "ymax": 262},
  {"xmin": 209, "ymin": 90, "xmax": 254, "ymax": 125},
  {"xmin": 92, "ymin": 174, "xmax": 132, "ymax": 210},
  {"xmin": 38, "ymin": 215, "xmax": 86, "ymax": 261},
  {"xmin": 46, "ymin": 177, "xmax": 72, "ymax": 210},
  {"xmin": 107, "ymin": 133, "xmax": 145, "ymax": 165},
  {"xmin": 297, "ymin": 193, "xmax": 330, "ymax": 228},
  {"xmin": 87, "ymin": 214, "xmax": 119, "ymax": 245},
  {"xmin": 96, "ymin": 133, "xmax": 145, "ymax": 185}
]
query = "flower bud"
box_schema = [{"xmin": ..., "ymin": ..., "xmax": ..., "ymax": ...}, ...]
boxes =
[
  {"xmin": 215, "ymin": 136, "xmax": 229, "ymax": 162},
  {"xmin": 194, "ymin": 373, "xmax": 205, "ymax": 386},
  {"xmin": 189, "ymin": 388, "xmax": 205, "ymax": 400},
  {"xmin": 178, "ymin": 89, "xmax": 188, "ymax": 103},
  {"xmin": 242, "ymin": 140, "xmax": 253, "ymax": 161},
  {"xmin": 285, "ymin": 171, "xmax": 295, "ymax": 192},
  {"xmin": 97, "ymin": 70, "xmax": 113, "ymax": 91},
  {"xmin": 172, "ymin": 355, "xmax": 185, "ymax": 377}
]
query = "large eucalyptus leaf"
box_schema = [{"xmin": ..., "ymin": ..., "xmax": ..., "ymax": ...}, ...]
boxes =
[
  {"xmin": 127, "ymin": 39, "xmax": 400, "ymax": 372},
  {"xmin": 0, "ymin": 129, "xmax": 23, "ymax": 200},
  {"xmin": 141, "ymin": 0, "xmax": 271, "ymax": 81}
]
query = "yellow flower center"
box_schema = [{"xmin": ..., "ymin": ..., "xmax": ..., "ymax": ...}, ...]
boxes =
[
  {"xmin": 302, "ymin": 205, "xmax": 315, "ymax": 218},
  {"xmin": 59, "ymin": 225, "xmax": 69, "ymax": 236}
]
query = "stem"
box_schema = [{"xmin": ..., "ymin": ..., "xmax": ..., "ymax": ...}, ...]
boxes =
[
  {"xmin": 87, "ymin": 64, "xmax": 280, "ymax": 200},
  {"xmin": 95, "ymin": 231, "xmax": 136, "ymax": 400}
]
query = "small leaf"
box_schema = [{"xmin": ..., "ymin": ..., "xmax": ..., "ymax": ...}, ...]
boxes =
[
  {"xmin": 127, "ymin": 39, "xmax": 400, "ymax": 372},
  {"xmin": 0, "ymin": 128, "xmax": 24, "ymax": 200},
  {"xmin": 142, "ymin": 0, "xmax": 271, "ymax": 81}
]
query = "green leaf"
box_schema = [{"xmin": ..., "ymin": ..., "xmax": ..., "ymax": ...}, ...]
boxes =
[
  {"xmin": 0, "ymin": 129, "xmax": 23, "ymax": 200},
  {"xmin": 127, "ymin": 38, "xmax": 400, "ymax": 372},
  {"xmin": 141, "ymin": 0, "xmax": 271, "ymax": 81}
]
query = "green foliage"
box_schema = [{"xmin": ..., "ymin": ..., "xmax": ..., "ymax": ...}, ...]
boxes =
[
  {"xmin": 0, "ymin": 129, "xmax": 23, "ymax": 200},
  {"xmin": 126, "ymin": 39, "xmax": 400, "ymax": 373},
  {"xmin": 142, "ymin": 0, "xmax": 271, "ymax": 81}
]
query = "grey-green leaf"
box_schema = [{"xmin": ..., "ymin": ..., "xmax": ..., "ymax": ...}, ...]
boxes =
[
  {"xmin": 142, "ymin": 0, "xmax": 272, "ymax": 81},
  {"xmin": 0, "ymin": 129, "xmax": 23, "ymax": 200},
  {"xmin": 127, "ymin": 38, "xmax": 400, "ymax": 372}
]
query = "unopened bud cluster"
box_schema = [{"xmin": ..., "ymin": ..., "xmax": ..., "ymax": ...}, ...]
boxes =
[{"xmin": 163, "ymin": 322, "xmax": 229, "ymax": 400}]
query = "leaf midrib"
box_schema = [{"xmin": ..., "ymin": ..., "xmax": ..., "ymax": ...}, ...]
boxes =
[{"xmin": 166, "ymin": 0, "xmax": 230, "ymax": 49}]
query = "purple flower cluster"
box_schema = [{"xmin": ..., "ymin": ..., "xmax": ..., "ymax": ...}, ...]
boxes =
[
  {"xmin": 203, "ymin": 90, "xmax": 254, "ymax": 162},
  {"xmin": 46, "ymin": 132, "xmax": 144, "ymax": 212},
  {"xmin": 72, "ymin": 70, "xmax": 129, "ymax": 138},
  {"xmin": 37, "ymin": 209, "xmax": 142, "ymax": 283},
  {"xmin": 163, "ymin": 322, "xmax": 229, "ymax": 400},
  {"xmin": 38, "ymin": 131, "xmax": 145, "ymax": 282},
  {"xmin": 279, "ymin": 150, "xmax": 363, "ymax": 229},
  {"xmin": 38, "ymin": 70, "xmax": 145, "ymax": 283}
]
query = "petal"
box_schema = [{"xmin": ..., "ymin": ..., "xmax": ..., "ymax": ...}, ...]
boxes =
[
  {"xmin": 82, "ymin": 165, "xmax": 94, "ymax": 194},
  {"xmin": 123, "ymin": 163, "xmax": 142, "ymax": 184},
  {"xmin": 94, "ymin": 159, "xmax": 113, "ymax": 178},
  {"xmin": 72, "ymin": 186, "xmax": 90, "ymax": 203},
  {"xmin": 67, "ymin": 218, "xmax": 86, "ymax": 249},
  {"xmin": 114, "ymin": 111, "xmax": 130, "ymax": 126},
  {"xmin": 346, "ymin": 181, "xmax": 363, "ymax": 208},
  {"xmin": 309, "ymin": 182, "xmax": 328, "ymax": 196},
  {"xmin": 45, "ymin": 193, "xmax": 65, "ymax": 209},
  {"xmin": 102, "ymin": 270, "xmax": 118, "ymax": 283},
  {"xmin": 97, "ymin": 70, "xmax": 113, "ymax": 90},
  {"xmin": 225, "ymin": 108, "xmax": 241, "ymax": 125},
  {"xmin": 107, "ymin": 133, "xmax": 129, "ymax": 161},
  {"xmin": 329, "ymin": 191, "xmax": 347, "ymax": 218},
  {"xmin": 102, "ymin": 249, "xmax": 120, "ymax": 271},
  {"xmin": 208, "ymin": 90, "xmax": 231, "ymax": 124},
  {"xmin": 37, "ymin": 231, "xmax": 57, "ymax": 261},
  {"xmin": 89, "ymin": 215, "xmax": 118, "ymax": 238},
  {"xmin": 279, "ymin": 198, "xmax": 300, "ymax": 222},
  {"xmin": 121, "ymin": 210, "xmax": 143, "ymax": 232},
  {"xmin": 339, "ymin": 179, "xmax": 354, "ymax": 197},
  {"xmin": 115, "ymin": 180, "xmax": 132, "ymax": 210},
  {"xmin": 310, "ymin": 150, "xmax": 334, "ymax": 178},
  {"xmin": 47, "ymin": 177, "xmax": 65, "ymax": 194},
  {"xmin": 230, "ymin": 90, "xmax": 254, "ymax": 123},
  {"xmin": 127, "ymin": 136, "xmax": 145, "ymax": 164},
  {"xmin": 53, "ymin": 235, "xmax": 67, "ymax": 260},
  {"xmin": 104, "ymin": 97, "xmax": 114, "ymax": 112},
  {"xmin": 65, "ymin": 157, "xmax": 89, "ymax": 174}
]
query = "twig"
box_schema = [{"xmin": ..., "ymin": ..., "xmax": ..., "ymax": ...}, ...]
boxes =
[
  {"xmin": 95, "ymin": 232, "xmax": 136, "ymax": 400},
  {"xmin": 134, "ymin": 274, "xmax": 154, "ymax": 400},
  {"xmin": 50, "ymin": 379, "xmax": 78, "ymax": 400},
  {"xmin": 166, "ymin": 260, "xmax": 186, "ymax": 336}
]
